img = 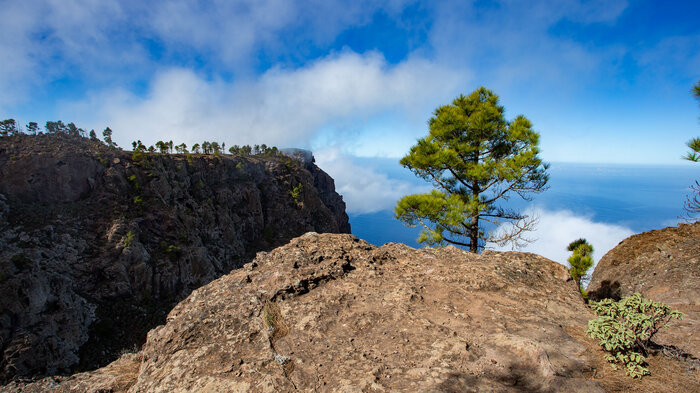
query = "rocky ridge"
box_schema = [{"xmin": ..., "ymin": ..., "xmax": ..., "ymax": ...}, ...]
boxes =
[{"xmin": 0, "ymin": 133, "xmax": 350, "ymax": 381}]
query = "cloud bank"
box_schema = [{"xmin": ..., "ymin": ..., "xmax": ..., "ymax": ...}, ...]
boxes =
[
  {"xmin": 65, "ymin": 51, "xmax": 466, "ymax": 149},
  {"xmin": 491, "ymin": 207, "xmax": 634, "ymax": 268},
  {"xmin": 315, "ymin": 148, "xmax": 431, "ymax": 214}
]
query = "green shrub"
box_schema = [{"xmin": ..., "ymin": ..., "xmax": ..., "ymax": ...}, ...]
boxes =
[
  {"xmin": 123, "ymin": 230, "xmax": 136, "ymax": 250},
  {"xmin": 166, "ymin": 246, "xmax": 181, "ymax": 262},
  {"xmin": 133, "ymin": 195, "xmax": 144, "ymax": 207},
  {"xmin": 586, "ymin": 292, "xmax": 683, "ymax": 378},
  {"xmin": 291, "ymin": 183, "xmax": 303, "ymax": 203},
  {"xmin": 127, "ymin": 174, "xmax": 140, "ymax": 190},
  {"xmin": 132, "ymin": 150, "xmax": 148, "ymax": 167}
]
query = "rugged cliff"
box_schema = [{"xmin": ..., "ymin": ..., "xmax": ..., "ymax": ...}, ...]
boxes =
[{"xmin": 0, "ymin": 133, "xmax": 349, "ymax": 381}]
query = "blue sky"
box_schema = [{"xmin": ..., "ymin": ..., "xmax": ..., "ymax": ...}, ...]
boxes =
[
  {"xmin": 2, "ymin": 0, "xmax": 698, "ymax": 261},
  {"xmin": 2, "ymin": 0, "xmax": 698, "ymax": 163},
  {"xmin": 1, "ymin": 1, "xmax": 699, "ymax": 201}
]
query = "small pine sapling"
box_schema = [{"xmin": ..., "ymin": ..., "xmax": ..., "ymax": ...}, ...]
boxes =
[{"xmin": 567, "ymin": 238, "xmax": 593, "ymax": 300}]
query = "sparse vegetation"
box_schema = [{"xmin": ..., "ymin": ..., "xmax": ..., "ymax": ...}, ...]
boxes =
[
  {"xmin": 567, "ymin": 238, "xmax": 594, "ymax": 300},
  {"xmin": 586, "ymin": 293, "xmax": 683, "ymax": 378},
  {"xmin": 682, "ymin": 79, "xmax": 700, "ymax": 221},
  {"xmin": 0, "ymin": 119, "xmax": 116, "ymax": 144},
  {"xmin": 291, "ymin": 183, "xmax": 303, "ymax": 203},
  {"xmin": 262, "ymin": 301, "xmax": 288, "ymax": 342},
  {"xmin": 133, "ymin": 195, "xmax": 144, "ymax": 207},
  {"xmin": 123, "ymin": 230, "xmax": 136, "ymax": 250},
  {"xmin": 127, "ymin": 175, "xmax": 140, "ymax": 190}
]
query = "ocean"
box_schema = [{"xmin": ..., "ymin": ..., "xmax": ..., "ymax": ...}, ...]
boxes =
[{"xmin": 346, "ymin": 160, "xmax": 699, "ymax": 263}]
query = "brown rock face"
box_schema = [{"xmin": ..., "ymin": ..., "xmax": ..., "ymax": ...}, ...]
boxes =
[
  {"xmin": 588, "ymin": 222, "xmax": 700, "ymax": 358},
  {"xmin": 0, "ymin": 134, "xmax": 350, "ymax": 381},
  {"xmin": 8, "ymin": 233, "xmax": 606, "ymax": 392}
]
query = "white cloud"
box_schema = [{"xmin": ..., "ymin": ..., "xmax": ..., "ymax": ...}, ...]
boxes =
[
  {"xmin": 0, "ymin": 0, "xmax": 420, "ymax": 112},
  {"xmin": 315, "ymin": 147, "xmax": 431, "ymax": 214},
  {"xmin": 62, "ymin": 50, "xmax": 466, "ymax": 149},
  {"xmin": 491, "ymin": 207, "xmax": 634, "ymax": 268},
  {"xmin": 148, "ymin": 0, "xmax": 416, "ymax": 66}
]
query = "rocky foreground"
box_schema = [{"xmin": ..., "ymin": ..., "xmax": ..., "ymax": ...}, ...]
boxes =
[
  {"xmin": 3, "ymin": 229, "xmax": 700, "ymax": 392},
  {"xmin": 3, "ymin": 233, "xmax": 600, "ymax": 392}
]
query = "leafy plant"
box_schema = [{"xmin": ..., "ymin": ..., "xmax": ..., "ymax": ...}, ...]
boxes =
[
  {"xmin": 163, "ymin": 243, "xmax": 182, "ymax": 262},
  {"xmin": 586, "ymin": 293, "xmax": 683, "ymax": 378}
]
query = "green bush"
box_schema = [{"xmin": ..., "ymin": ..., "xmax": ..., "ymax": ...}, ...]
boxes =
[
  {"xmin": 291, "ymin": 183, "xmax": 303, "ymax": 203},
  {"xmin": 586, "ymin": 292, "xmax": 683, "ymax": 378},
  {"xmin": 123, "ymin": 230, "xmax": 136, "ymax": 250},
  {"xmin": 127, "ymin": 174, "xmax": 140, "ymax": 190}
]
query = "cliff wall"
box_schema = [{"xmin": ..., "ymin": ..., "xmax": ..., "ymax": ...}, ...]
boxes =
[{"xmin": 0, "ymin": 133, "xmax": 349, "ymax": 381}]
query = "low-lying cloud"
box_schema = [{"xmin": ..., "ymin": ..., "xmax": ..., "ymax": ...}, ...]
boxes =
[
  {"xmin": 491, "ymin": 207, "xmax": 634, "ymax": 268},
  {"xmin": 64, "ymin": 50, "xmax": 465, "ymax": 150},
  {"xmin": 315, "ymin": 148, "xmax": 431, "ymax": 215}
]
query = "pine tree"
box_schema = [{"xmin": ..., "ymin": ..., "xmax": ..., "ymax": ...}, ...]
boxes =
[
  {"xmin": 0, "ymin": 119, "xmax": 18, "ymax": 136},
  {"xmin": 26, "ymin": 122, "xmax": 39, "ymax": 135},
  {"xmin": 567, "ymin": 238, "xmax": 594, "ymax": 298},
  {"xmin": 103, "ymin": 127, "xmax": 118, "ymax": 148},
  {"xmin": 395, "ymin": 87, "xmax": 549, "ymax": 252}
]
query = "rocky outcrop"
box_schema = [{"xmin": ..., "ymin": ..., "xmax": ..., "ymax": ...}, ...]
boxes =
[
  {"xmin": 5, "ymin": 233, "xmax": 608, "ymax": 392},
  {"xmin": 588, "ymin": 222, "xmax": 700, "ymax": 359},
  {"xmin": 0, "ymin": 134, "xmax": 350, "ymax": 381}
]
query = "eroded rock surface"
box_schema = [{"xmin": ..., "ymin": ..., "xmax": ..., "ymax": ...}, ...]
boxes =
[
  {"xmin": 588, "ymin": 222, "xmax": 700, "ymax": 359},
  {"xmin": 6, "ymin": 233, "xmax": 607, "ymax": 392},
  {"xmin": 0, "ymin": 134, "xmax": 349, "ymax": 381}
]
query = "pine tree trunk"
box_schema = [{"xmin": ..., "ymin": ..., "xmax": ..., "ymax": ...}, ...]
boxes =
[{"xmin": 470, "ymin": 178, "xmax": 479, "ymax": 253}]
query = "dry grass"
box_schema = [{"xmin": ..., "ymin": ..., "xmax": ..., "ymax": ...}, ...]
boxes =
[{"xmin": 262, "ymin": 301, "xmax": 288, "ymax": 344}]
